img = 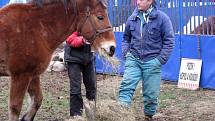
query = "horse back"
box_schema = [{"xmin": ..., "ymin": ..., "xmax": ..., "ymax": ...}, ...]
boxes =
[{"xmin": 0, "ymin": 4, "xmax": 53, "ymax": 76}]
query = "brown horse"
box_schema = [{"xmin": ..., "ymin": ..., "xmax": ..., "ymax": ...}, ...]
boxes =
[
  {"xmin": 191, "ymin": 16, "xmax": 215, "ymax": 35},
  {"xmin": 0, "ymin": 0, "xmax": 116, "ymax": 120}
]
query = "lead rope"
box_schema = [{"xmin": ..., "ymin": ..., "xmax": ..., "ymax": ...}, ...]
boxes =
[{"xmin": 94, "ymin": 54, "xmax": 97, "ymax": 121}]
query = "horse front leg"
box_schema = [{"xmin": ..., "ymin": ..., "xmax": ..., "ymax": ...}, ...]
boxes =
[
  {"xmin": 21, "ymin": 76, "xmax": 43, "ymax": 121},
  {"xmin": 9, "ymin": 74, "xmax": 32, "ymax": 121}
]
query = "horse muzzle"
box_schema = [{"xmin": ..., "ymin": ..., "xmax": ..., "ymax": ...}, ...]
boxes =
[{"xmin": 100, "ymin": 41, "xmax": 116, "ymax": 57}]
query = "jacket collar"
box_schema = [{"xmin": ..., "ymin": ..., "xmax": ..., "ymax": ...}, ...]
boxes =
[{"xmin": 129, "ymin": 7, "xmax": 158, "ymax": 21}]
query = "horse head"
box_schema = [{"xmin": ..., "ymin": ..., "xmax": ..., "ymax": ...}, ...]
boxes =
[
  {"xmin": 31, "ymin": 0, "xmax": 116, "ymax": 56},
  {"xmin": 75, "ymin": 0, "xmax": 116, "ymax": 56}
]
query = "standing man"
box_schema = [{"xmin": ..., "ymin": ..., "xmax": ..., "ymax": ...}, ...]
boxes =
[
  {"xmin": 64, "ymin": 32, "xmax": 96, "ymax": 119},
  {"xmin": 118, "ymin": 0, "xmax": 174, "ymax": 120}
]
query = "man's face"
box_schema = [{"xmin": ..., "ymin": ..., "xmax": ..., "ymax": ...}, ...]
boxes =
[{"xmin": 137, "ymin": 0, "xmax": 153, "ymax": 11}]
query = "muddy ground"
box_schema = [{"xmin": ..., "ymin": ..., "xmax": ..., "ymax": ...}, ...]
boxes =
[{"xmin": 1, "ymin": 71, "xmax": 215, "ymax": 121}]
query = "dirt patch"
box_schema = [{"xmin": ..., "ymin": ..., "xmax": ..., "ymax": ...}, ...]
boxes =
[{"xmin": 1, "ymin": 72, "xmax": 215, "ymax": 121}]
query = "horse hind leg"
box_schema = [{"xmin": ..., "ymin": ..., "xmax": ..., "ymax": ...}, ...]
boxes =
[
  {"xmin": 9, "ymin": 74, "xmax": 32, "ymax": 121},
  {"xmin": 21, "ymin": 76, "xmax": 43, "ymax": 121}
]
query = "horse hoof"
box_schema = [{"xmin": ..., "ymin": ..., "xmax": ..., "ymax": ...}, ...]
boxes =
[{"xmin": 20, "ymin": 114, "xmax": 35, "ymax": 121}]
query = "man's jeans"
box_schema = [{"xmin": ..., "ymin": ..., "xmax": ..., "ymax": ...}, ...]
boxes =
[{"xmin": 118, "ymin": 53, "xmax": 161, "ymax": 116}]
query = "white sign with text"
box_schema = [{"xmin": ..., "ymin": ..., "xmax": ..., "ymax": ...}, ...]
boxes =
[{"xmin": 178, "ymin": 58, "xmax": 202, "ymax": 90}]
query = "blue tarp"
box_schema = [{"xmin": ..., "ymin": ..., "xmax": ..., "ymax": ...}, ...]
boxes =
[
  {"xmin": 200, "ymin": 36, "xmax": 215, "ymax": 89},
  {"xmin": 161, "ymin": 34, "xmax": 180, "ymax": 81}
]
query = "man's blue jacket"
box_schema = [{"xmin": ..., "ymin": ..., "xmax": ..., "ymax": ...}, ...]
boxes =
[{"xmin": 122, "ymin": 7, "xmax": 175, "ymax": 64}]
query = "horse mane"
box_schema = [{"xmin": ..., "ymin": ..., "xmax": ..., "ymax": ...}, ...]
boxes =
[
  {"xmin": 31, "ymin": 0, "xmax": 65, "ymax": 7},
  {"xmin": 32, "ymin": 0, "xmax": 108, "ymax": 8},
  {"xmin": 32, "ymin": 0, "xmax": 64, "ymax": 4}
]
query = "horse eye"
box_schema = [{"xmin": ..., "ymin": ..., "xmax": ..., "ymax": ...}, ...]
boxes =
[{"xmin": 97, "ymin": 15, "xmax": 104, "ymax": 20}]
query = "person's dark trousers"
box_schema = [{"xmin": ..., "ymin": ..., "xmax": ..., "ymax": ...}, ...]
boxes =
[{"xmin": 67, "ymin": 61, "xmax": 96, "ymax": 116}]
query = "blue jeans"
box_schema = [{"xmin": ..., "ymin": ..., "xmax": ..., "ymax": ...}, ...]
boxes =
[{"xmin": 118, "ymin": 53, "xmax": 161, "ymax": 116}]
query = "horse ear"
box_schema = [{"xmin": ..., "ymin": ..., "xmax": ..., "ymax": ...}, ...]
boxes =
[{"xmin": 100, "ymin": 0, "xmax": 108, "ymax": 8}]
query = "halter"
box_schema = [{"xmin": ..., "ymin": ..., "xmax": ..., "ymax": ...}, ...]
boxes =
[{"xmin": 73, "ymin": 1, "xmax": 113, "ymax": 44}]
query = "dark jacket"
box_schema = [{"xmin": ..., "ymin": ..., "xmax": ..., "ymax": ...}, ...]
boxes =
[
  {"xmin": 64, "ymin": 43, "xmax": 94, "ymax": 65},
  {"xmin": 122, "ymin": 7, "xmax": 175, "ymax": 64}
]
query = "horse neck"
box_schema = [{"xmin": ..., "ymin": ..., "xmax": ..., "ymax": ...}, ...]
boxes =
[{"xmin": 34, "ymin": 2, "xmax": 77, "ymax": 51}]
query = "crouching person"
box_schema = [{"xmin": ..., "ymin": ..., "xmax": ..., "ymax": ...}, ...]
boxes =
[{"xmin": 64, "ymin": 31, "xmax": 96, "ymax": 119}]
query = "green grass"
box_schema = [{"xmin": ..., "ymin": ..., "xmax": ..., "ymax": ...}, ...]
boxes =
[{"xmin": 159, "ymin": 89, "xmax": 177, "ymax": 109}]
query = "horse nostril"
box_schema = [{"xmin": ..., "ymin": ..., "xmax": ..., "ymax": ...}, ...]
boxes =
[{"xmin": 109, "ymin": 46, "xmax": 115, "ymax": 57}]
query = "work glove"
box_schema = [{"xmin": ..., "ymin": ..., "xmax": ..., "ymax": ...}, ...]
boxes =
[{"xmin": 66, "ymin": 32, "xmax": 85, "ymax": 47}]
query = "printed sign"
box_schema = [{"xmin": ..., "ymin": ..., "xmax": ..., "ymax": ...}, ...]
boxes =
[{"xmin": 178, "ymin": 58, "xmax": 202, "ymax": 90}]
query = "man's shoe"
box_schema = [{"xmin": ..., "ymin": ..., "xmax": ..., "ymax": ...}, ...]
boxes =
[
  {"xmin": 65, "ymin": 115, "xmax": 84, "ymax": 121},
  {"xmin": 144, "ymin": 115, "xmax": 153, "ymax": 121}
]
